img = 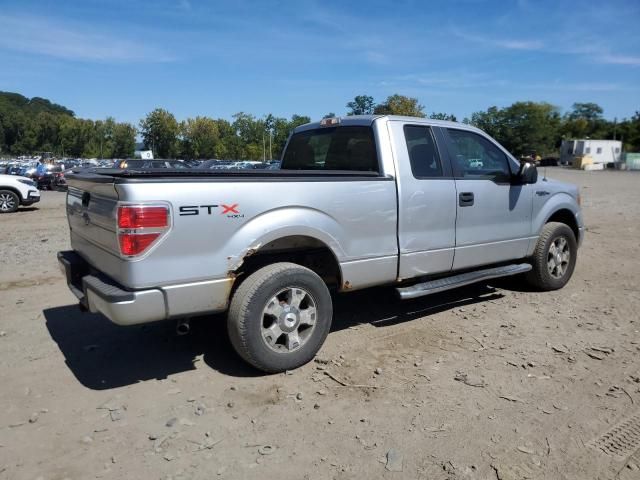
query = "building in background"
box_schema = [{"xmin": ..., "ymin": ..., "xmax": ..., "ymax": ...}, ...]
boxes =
[
  {"xmin": 560, "ymin": 139, "xmax": 622, "ymax": 166},
  {"xmin": 624, "ymin": 153, "xmax": 640, "ymax": 170}
]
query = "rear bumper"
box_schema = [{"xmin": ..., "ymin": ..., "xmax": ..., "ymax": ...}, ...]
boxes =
[{"xmin": 57, "ymin": 251, "xmax": 232, "ymax": 326}]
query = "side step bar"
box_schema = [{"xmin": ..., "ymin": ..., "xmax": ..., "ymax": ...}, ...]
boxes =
[{"xmin": 396, "ymin": 263, "xmax": 532, "ymax": 300}]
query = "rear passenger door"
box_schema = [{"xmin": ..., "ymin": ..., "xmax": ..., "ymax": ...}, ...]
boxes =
[
  {"xmin": 390, "ymin": 121, "xmax": 457, "ymax": 279},
  {"xmin": 442, "ymin": 128, "xmax": 534, "ymax": 270}
]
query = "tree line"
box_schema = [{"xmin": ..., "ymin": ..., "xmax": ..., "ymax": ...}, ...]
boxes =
[
  {"xmin": 2, "ymin": 90, "xmax": 639, "ymax": 160},
  {"xmin": 0, "ymin": 92, "xmax": 135, "ymax": 158}
]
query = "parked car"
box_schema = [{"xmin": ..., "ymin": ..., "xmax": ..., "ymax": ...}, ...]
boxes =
[
  {"xmin": 0, "ymin": 174, "xmax": 40, "ymax": 213},
  {"xmin": 540, "ymin": 157, "xmax": 560, "ymax": 167},
  {"xmin": 197, "ymin": 160, "xmax": 235, "ymax": 170},
  {"xmin": 35, "ymin": 165, "xmax": 67, "ymax": 190},
  {"xmin": 59, "ymin": 115, "xmax": 583, "ymax": 373},
  {"xmin": 114, "ymin": 159, "xmax": 191, "ymax": 169}
]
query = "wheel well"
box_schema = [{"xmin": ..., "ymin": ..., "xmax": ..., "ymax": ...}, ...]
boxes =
[
  {"xmin": 0, "ymin": 186, "xmax": 23, "ymax": 202},
  {"xmin": 231, "ymin": 236, "xmax": 342, "ymax": 291},
  {"xmin": 547, "ymin": 209, "xmax": 579, "ymax": 241}
]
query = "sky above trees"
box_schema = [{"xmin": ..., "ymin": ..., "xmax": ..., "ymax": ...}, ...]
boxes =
[{"xmin": 0, "ymin": 0, "xmax": 639, "ymax": 124}]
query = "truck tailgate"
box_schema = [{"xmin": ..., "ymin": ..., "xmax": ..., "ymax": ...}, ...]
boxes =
[{"xmin": 66, "ymin": 172, "xmax": 121, "ymax": 278}]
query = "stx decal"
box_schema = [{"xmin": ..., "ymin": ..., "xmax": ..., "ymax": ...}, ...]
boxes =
[{"xmin": 179, "ymin": 204, "xmax": 244, "ymax": 218}]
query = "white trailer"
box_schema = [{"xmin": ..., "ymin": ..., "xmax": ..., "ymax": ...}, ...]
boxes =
[{"xmin": 560, "ymin": 139, "xmax": 622, "ymax": 166}]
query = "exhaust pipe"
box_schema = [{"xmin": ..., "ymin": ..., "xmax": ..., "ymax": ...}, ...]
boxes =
[{"xmin": 176, "ymin": 318, "xmax": 191, "ymax": 336}]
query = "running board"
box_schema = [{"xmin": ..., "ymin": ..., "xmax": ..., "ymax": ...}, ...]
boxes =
[{"xmin": 396, "ymin": 263, "xmax": 532, "ymax": 300}]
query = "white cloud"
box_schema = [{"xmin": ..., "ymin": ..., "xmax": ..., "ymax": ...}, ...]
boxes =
[
  {"xmin": 451, "ymin": 28, "xmax": 544, "ymax": 51},
  {"xmin": 383, "ymin": 70, "xmax": 626, "ymax": 94},
  {"xmin": 452, "ymin": 24, "xmax": 640, "ymax": 69},
  {"xmin": 0, "ymin": 14, "xmax": 173, "ymax": 62},
  {"xmin": 596, "ymin": 53, "xmax": 640, "ymax": 67}
]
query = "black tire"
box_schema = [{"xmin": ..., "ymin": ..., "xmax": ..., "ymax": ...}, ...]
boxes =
[
  {"xmin": 525, "ymin": 222, "xmax": 577, "ymax": 291},
  {"xmin": 227, "ymin": 262, "xmax": 333, "ymax": 373},
  {"xmin": 0, "ymin": 190, "xmax": 19, "ymax": 213}
]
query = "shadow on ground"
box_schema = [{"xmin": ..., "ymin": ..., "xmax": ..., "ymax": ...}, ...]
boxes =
[{"xmin": 44, "ymin": 282, "xmax": 504, "ymax": 390}]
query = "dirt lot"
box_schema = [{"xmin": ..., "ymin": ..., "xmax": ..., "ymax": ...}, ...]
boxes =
[{"xmin": 1, "ymin": 169, "xmax": 639, "ymax": 480}]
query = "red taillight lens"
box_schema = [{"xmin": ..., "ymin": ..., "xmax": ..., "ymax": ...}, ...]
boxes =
[
  {"xmin": 118, "ymin": 206, "xmax": 168, "ymax": 229},
  {"xmin": 117, "ymin": 204, "xmax": 170, "ymax": 257},
  {"xmin": 119, "ymin": 233, "xmax": 161, "ymax": 256}
]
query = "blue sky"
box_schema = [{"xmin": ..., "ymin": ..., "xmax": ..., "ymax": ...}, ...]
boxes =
[{"xmin": 1, "ymin": 0, "xmax": 639, "ymax": 124}]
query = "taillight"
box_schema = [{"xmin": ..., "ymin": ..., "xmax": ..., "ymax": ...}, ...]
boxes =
[
  {"xmin": 118, "ymin": 206, "xmax": 168, "ymax": 229},
  {"xmin": 117, "ymin": 205, "xmax": 170, "ymax": 257}
]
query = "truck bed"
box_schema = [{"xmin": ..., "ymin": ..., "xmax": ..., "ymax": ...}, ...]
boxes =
[{"xmin": 65, "ymin": 167, "xmax": 399, "ymax": 294}]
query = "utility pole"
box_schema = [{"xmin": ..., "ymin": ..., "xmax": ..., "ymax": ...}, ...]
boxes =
[
  {"xmin": 269, "ymin": 130, "xmax": 272, "ymax": 161},
  {"xmin": 262, "ymin": 132, "xmax": 266, "ymax": 161},
  {"xmin": 613, "ymin": 117, "xmax": 617, "ymax": 140}
]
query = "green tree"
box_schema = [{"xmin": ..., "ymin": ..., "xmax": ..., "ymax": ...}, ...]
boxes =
[
  {"xmin": 429, "ymin": 112, "xmax": 457, "ymax": 121},
  {"xmin": 181, "ymin": 116, "xmax": 220, "ymax": 159},
  {"xmin": 139, "ymin": 108, "xmax": 180, "ymax": 158},
  {"xmin": 270, "ymin": 116, "xmax": 294, "ymax": 159},
  {"xmin": 567, "ymin": 102, "xmax": 603, "ymax": 122},
  {"xmin": 288, "ymin": 114, "xmax": 311, "ymax": 130},
  {"xmin": 373, "ymin": 94, "xmax": 425, "ymax": 117},
  {"xmin": 470, "ymin": 106, "xmax": 504, "ymax": 140},
  {"xmin": 617, "ymin": 112, "xmax": 640, "ymax": 150},
  {"xmin": 346, "ymin": 95, "xmax": 375, "ymax": 115},
  {"xmin": 472, "ymin": 102, "xmax": 561, "ymax": 156},
  {"xmin": 323, "ymin": 112, "xmax": 336, "ymax": 119},
  {"xmin": 562, "ymin": 102, "xmax": 608, "ymax": 139},
  {"xmin": 232, "ymin": 112, "xmax": 265, "ymax": 160},
  {"xmin": 112, "ymin": 122, "xmax": 136, "ymax": 158},
  {"xmin": 213, "ymin": 119, "xmax": 237, "ymax": 159}
]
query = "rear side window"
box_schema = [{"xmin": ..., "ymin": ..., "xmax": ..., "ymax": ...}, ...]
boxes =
[
  {"xmin": 404, "ymin": 125, "xmax": 443, "ymax": 178},
  {"xmin": 282, "ymin": 126, "xmax": 379, "ymax": 172}
]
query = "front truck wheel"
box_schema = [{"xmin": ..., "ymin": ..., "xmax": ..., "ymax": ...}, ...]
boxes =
[
  {"xmin": 227, "ymin": 262, "xmax": 333, "ymax": 373},
  {"xmin": 525, "ymin": 221, "xmax": 577, "ymax": 291}
]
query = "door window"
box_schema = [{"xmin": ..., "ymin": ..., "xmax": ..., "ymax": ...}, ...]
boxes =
[
  {"xmin": 446, "ymin": 129, "xmax": 512, "ymax": 181},
  {"xmin": 404, "ymin": 125, "xmax": 443, "ymax": 178}
]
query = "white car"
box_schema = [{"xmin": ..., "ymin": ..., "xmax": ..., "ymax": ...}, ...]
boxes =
[{"xmin": 0, "ymin": 174, "xmax": 41, "ymax": 213}]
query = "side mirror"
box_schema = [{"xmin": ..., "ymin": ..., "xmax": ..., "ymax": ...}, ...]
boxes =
[{"xmin": 515, "ymin": 162, "xmax": 538, "ymax": 184}]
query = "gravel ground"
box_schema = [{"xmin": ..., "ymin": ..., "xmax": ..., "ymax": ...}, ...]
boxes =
[{"xmin": 1, "ymin": 168, "xmax": 639, "ymax": 480}]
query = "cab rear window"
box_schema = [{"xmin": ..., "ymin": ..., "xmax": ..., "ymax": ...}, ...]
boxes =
[{"xmin": 281, "ymin": 126, "xmax": 379, "ymax": 172}]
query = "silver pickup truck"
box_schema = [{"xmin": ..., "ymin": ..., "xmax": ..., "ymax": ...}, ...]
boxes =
[{"xmin": 59, "ymin": 115, "xmax": 583, "ymax": 372}]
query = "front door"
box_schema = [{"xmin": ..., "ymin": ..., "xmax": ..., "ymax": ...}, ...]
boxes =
[{"xmin": 441, "ymin": 128, "xmax": 534, "ymax": 270}]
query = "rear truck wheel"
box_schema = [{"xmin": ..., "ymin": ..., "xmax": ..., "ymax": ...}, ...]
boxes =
[
  {"xmin": 227, "ymin": 262, "xmax": 333, "ymax": 373},
  {"xmin": 0, "ymin": 190, "xmax": 19, "ymax": 213},
  {"xmin": 526, "ymin": 221, "xmax": 577, "ymax": 291}
]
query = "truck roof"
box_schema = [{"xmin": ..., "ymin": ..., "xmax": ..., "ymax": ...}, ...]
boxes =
[{"xmin": 294, "ymin": 115, "xmax": 476, "ymax": 133}]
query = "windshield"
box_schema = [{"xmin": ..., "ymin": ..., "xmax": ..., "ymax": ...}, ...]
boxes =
[{"xmin": 281, "ymin": 126, "xmax": 379, "ymax": 172}]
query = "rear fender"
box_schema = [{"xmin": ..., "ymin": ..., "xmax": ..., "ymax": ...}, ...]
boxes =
[{"xmin": 224, "ymin": 206, "xmax": 347, "ymax": 272}]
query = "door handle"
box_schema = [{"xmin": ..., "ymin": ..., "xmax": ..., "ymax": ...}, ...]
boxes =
[{"xmin": 459, "ymin": 192, "xmax": 474, "ymax": 207}]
